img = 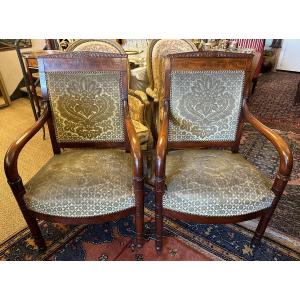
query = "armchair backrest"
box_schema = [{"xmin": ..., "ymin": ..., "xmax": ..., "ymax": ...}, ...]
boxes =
[
  {"xmin": 164, "ymin": 51, "xmax": 253, "ymax": 149},
  {"xmin": 38, "ymin": 52, "xmax": 129, "ymax": 150},
  {"xmin": 146, "ymin": 39, "xmax": 198, "ymax": 101}
]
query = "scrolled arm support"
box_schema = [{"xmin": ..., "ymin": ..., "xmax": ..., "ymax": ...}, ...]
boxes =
[
  {"xmin": 4, "ymin": 107, "xmax": 50, "ymax": 184},
  {"xmin": 243, "ymin": 103, "xmax": 293, "ymax": 195}
]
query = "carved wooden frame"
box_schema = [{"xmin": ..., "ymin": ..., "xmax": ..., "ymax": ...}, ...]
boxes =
[
  {"xmin": 4, "ymin": 52, "xmax": 144, "ymax": 250},
  {"xmin": 154, "ymin": 51, "xmax": 293, "ymax": 252}
]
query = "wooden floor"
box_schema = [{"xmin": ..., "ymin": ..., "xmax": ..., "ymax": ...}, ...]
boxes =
[{"xmin": 0, "ymin": 98, "xmax": 52, "ymax": 242}]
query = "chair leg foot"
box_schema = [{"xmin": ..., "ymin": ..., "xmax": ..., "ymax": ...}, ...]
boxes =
[
  {"xmin": 27, "ymin": 217, "xmax": 46, "ymax": 250},
  {"xmin": 155, "ymin": 237, "xmax": 162, "ymax": 253},
  {"xmin": 36, "ymin": 238, "xmax": 47, "ymax": 251},
  {"xmin": 136, "ymin": 234, "xmax": 144, "ymax": 248},
  {"xmin": 251, "ymin": 212, "xmax": 273, "ymax": 247},
  {"xmin": 251, "ymin": 233, "xmax": 262, "ymax": 247},
  {"xmin": 29, "ymin": 225, "xmax": 47, "ymax": 250}
]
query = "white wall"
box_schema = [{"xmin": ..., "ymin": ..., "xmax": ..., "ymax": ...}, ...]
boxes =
[
  {"xmin": 0, "ymin": 39, "xmax": 46, "ymax": 96},
  {"xmin": 277, "ymin": 39, "xmax": 300, "ymax": 72}
]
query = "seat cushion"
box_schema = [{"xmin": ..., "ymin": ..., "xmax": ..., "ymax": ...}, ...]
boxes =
[
  {"xmin": 163, "ymin": 150, "xmax": 274, "ymax": 217},
  {"xmin": 24, "ymin": 149, "xmax": 135, "ymax": 217}
]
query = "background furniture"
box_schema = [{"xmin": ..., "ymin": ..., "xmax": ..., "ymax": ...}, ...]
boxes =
[
  {"xmin": 295, "ymin": 81, "xmax": 300, "ymax": 105},
  {"xmin": 154, "ymin": 51, "xmax": 293, "ymax": 251},
  {"xmin": 120, "ymin": 39, "xmax": 151, "ymax": 92},
  {"xmin": 231, "ymin": 39, "xmax": 265, "ymax": 93},
  {"xmin": 17, "ymin": 49, "xmax": 62, "ymax": 139},
  {"xmin": 15, "ymin": 39, "xmax": 40, "ymax": 121},
  {"xmin": 21, "ymin": 50, "xmax": 62, "ymax": 115},
  {"xmin": 0, "ymin": 71, "xmax": 10, "ymax": 108},
  {"xmin": 277, "ymin": 39, "xmax": 300, "ymax": 72},
  {"xmin": 146, "ymin": 39, "xmax": 198, "ymax": 140},
  {"xmin": 4, "ymin": 52, "xmax": 145, "ymax": 249},
  {"xmin": 197, "ymin": 39, "xmax": 265, "ymax": 94}
]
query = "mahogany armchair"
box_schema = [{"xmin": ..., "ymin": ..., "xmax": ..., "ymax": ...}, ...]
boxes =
[
  {"xmin": 4, "ymin": 52, "xmax": 144, "ymax": 249},
  {"xmin": 154, "ymin": 51, "xmax": 293, "ymax": 252},
  {"xmin": 146, "ymin": 39, "xmax": 198, "ymax": 139}
]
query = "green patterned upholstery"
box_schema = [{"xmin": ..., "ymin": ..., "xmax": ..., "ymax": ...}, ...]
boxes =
[
  {"xmin": 169, "ymin": 70, "xmax": 245, "ymax": 142},
  {"xmin": 24, "ymin": 149, "xmax": 135, "ymax": 217},
  {"xmin": 66, "ymin": 40, "xmax": 153, "ymax": 151},
  {"xmin": 46, "ymin": 71, "xmax": 124, "ymax": 143},
  {"xmin": 163, "ymin": 150, "xmax": 274, "ymax": 216}
]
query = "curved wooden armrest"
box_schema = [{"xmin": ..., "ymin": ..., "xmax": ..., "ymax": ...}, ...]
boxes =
[
  {"xmin": 4, "ymin": 107, "xmax": 50, "ymax": 183},
  {"xmin": 155, "ymin": 101, "xmax": 169, "ymax": 179},
  {"xmin": 146, "ymin": 87, "xmax": 159, "ymax": 102},
  {"xmin": 125, "ymin": 111, "xmax": 143, "ymax": 178},
  {"xmin": 243, "ymin": 104, "xmax": 293, "ymax": 194}
]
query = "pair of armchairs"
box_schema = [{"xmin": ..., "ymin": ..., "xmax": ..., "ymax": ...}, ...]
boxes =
[{"xmin": 4, "ymin": 49, "xmax": 292, "ymax": 254}]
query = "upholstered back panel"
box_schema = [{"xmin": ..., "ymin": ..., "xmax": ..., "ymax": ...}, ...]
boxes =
[
  {"xmin": 169, "ymin": 70, "xmax": 245, "ymax": 142},
  {"xmin": 45, "ymin": 70, "xmax": 124, "ymax": 143},
  {"xmin": 150, "ymin": 40, "xmax": 197, "ymax": 101},
  {"xmin": 66, "ymin": 39, "xmax": 125, "ymax": 54}
]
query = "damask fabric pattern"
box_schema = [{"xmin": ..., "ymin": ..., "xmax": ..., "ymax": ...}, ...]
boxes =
[
  {"xmin": 163, "ymin": 150, "xmax": 274, "ymax": 216},
  {"xmin": 46, "ymin": 71, "xmax": 124, "ymax": 143},
  {"xmin": 169, "ymin": 70, "xmax": 245, "ymax": 142},
  {"xmin": 151, "ymin": 40, "xmax": 197, "ymax": 101},
  {"xmin": 24, "ymin": 149, "xmax": 135, "ymax": 217}
]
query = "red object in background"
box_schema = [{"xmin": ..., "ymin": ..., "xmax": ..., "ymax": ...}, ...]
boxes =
[{"xmin": 231, "ymin": 39, "xmax": 265, "ymax": 78}]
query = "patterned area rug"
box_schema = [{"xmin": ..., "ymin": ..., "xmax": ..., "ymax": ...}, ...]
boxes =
[
  {"xmin": 249, "ymin": 72, "xmax": 300, "ymax": 133},
  {"xmin": 0, "ymin": 205, "xmax": 299, "ymax": 261}
]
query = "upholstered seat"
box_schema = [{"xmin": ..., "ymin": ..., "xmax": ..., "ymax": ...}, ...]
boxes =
[
  {"xmin": 163, "ymin": 149, "xmax": 274, "ymax": 217},
  {"xmin": 24, "ymin": 149, "xmax": 135, "ymax": 217}
]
